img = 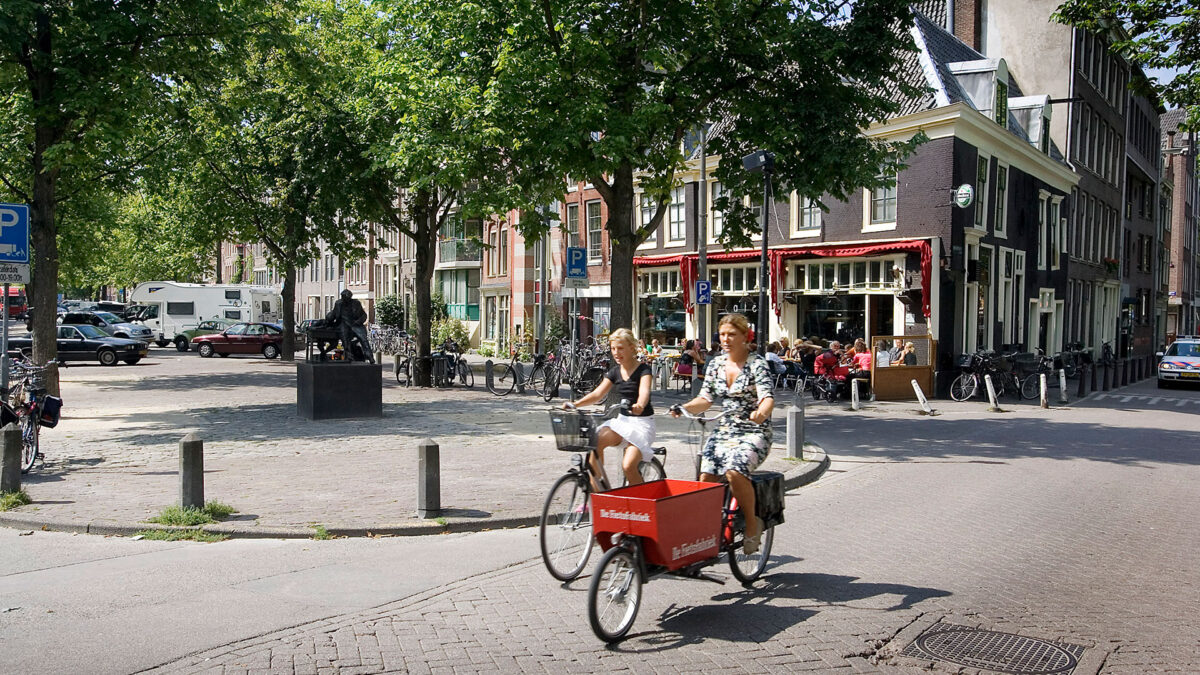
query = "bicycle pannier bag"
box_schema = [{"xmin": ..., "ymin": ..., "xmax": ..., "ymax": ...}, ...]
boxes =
[
  {"xmin": 751, "ymin": 471, "xmax": 786, "ymax": 528},
  {"xmin": 38, "ymin": 395, "xmax": 63, "ymax": 429}
]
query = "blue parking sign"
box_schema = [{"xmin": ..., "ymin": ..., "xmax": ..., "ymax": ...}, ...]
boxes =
[
  {"xmin": 0, "ymin": 203, "xmax": 30, "ymax": 264},
  {"xmin": 567, "ymin": 246, "xmax": 587, "ymax": 279},
  {"xmin": 696, "ymin": 280, "xmax": 712, "ymax": 305}
]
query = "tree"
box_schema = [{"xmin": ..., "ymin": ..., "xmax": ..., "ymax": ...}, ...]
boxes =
[
  {"xmin": 169, "ymin": 2, "xmax": 374, "ymax": 360},
  {"xmin": 330, "ymin": 0, "xmax": 561, "ymax": 384},
  {"xmin": 0, "ymin": 0, "xmax": 262, "ymax": 391},
  {"xmin": 488, "ymin": 0, "xmax": 925, "ymax": 333},
  {"xmin": 1055, "ymin": 0, "xmax": 1198, "ymax": 129}
]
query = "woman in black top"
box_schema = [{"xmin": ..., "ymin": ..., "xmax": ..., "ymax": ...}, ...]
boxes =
[{"xmin": 568, "ymin": 328, "xmax": 656, "ymax": 487}]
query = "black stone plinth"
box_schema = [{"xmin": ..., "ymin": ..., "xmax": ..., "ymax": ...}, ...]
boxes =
[{"xmin": 297, "ymin": 362, "xmax": 383, "ymax": 420}]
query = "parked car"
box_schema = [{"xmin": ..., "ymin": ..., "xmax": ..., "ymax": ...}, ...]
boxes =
[
  {"xmin": 57, "ymin": 311, "xmax": 155, "ymax": 343},
  {"xmin": 8, "ymin": 324, "xmax": 148, "ymax": 366},
  {"xmin": 1157, "ymin": 337, "xmax": 1200, "ymax": 389},
  {"xmin": 191, "ymin": 322, "xmax": 284, "ymax": 359},
  {"xmin": 24, "ymin": 306, "xmax": 70, "ymax": 331},
  {"xmin": 173, "ymin": 318, "xmax": 237, "ymax": 352}
]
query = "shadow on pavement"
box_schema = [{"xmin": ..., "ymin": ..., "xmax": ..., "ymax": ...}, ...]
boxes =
[{"xmin": 89, "ymin": 371, "xmax": 296, "ymax": 392}]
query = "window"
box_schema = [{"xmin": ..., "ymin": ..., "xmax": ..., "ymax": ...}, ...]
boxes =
[
  {"xmin": 225, "ymin": 323, "xmax": 247, "ymax": 336},
  {"xmin": 1038, "ymin": 192, "xmax": 1049, "ymax": 269},
  {"xmin": 869, "ymin": 175, "xmax": 897, "ymax": 226},
  {"xmin": 225, "ymin": 290, "xmax": 241, "ymax": 300},
  {"xmin": 975, "ymin": 155, "xmax": 989, "ymax": 229},
  {"xmin": 639, "ymin": 194, "xmax": 657, "ymax": 244},
  {"xmin": 994, "ymin": 79, "xmax": 1008, "ymax": 127},
  {"xmin": 710, "ymin": 182, "xmax": 726, "ymax": 241},
  {"xmin": 167, "ymin": 302, "xmax": 195, "ymax": 316},
  {"xmin": 586, "ymin": 200, "xmax": 603, "ymax": 261},
  {"xmin": 566, "ymin": 203, "xmax": 580, "ymax": 248},
  {"xmin": 487, "ymin": 228, "xmax": 497, "ymax": 276},
  {"xmin": 1049, "ymin": 198, "xmax": 1062, "ymax": 270},
  {"xmin": 499, "ymin": 225, "xmax": 509, "ymax": 275},
  {"xmin": 995, "ymin": 165, "xmax": 1008, "ymax": 237},
  {"xmin": 794, "ymin": 193, "xmax": 820, "ymax": 234},
  {"xmin": 668, "ymin": 186, "xmax": 685, "ymax": 242}
]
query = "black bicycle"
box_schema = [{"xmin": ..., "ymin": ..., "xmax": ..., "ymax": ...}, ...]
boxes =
[{"xmin": 539, "ymin": 402, "xmax": 666, "ymax": 581}]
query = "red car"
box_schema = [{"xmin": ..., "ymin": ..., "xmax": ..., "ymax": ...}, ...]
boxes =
[{"xmin": 192, "ymin": 322, "xmax": 284, "ymax": 359}]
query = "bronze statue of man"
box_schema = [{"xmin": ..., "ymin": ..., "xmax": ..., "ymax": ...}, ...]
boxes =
[{"xmin": 327, "ymin": 289, "xmax": 375, "ymax": 363}]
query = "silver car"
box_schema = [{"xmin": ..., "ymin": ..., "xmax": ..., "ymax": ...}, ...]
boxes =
[{"xmin": 57, "ymin": 311, "xmax": 155, "ymax": 343}]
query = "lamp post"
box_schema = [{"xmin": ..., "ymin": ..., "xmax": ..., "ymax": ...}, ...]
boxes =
[{"xmin": 742, "ymin": 150, "xmax": 775, "ymax": 355}]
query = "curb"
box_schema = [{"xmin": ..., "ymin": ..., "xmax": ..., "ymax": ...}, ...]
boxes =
[{"xmin": 0, "ymin": 443, "xmax": 830, "ymax": 541}]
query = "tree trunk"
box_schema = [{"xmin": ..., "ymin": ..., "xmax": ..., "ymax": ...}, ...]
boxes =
[
  {"xmin": 412, "ymin": 189, "xmax": 436, "ymax": 387},
  {"xmin": 281, "ymin": 261, "xmax": 296, "ymax": 360},
  {"xmin": 29, "ymin": 9, "xmax": 61, "ymax": 395},
  {"xmin": 605, "ymin": 165, "xmax": 638, "ymax": 334}
]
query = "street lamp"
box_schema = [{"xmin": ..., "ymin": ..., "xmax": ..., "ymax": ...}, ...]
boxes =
[{"xmin": 742, "ymin": 150, "xmax": 775, "ymax": 354}]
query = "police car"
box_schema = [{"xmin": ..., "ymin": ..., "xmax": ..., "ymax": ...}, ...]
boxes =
[{"xmin": 1157, "ymin": 336, "xmax": 1200, "ymax": 388}]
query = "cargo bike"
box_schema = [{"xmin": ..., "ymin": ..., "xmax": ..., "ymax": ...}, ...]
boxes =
[{"xmin": 584, "ymin": 406, "xmax": 785, "ymax": 642}]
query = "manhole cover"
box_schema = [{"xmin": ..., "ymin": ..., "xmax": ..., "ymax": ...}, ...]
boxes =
[{"xmin": 901, "ymin": 624, "xmax": 1085, "ymax": 674}]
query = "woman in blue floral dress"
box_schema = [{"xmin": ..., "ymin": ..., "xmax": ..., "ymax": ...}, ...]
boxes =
[{"xmin": 670, "ymin": 313, "xmax": 774, "ymax": 553}]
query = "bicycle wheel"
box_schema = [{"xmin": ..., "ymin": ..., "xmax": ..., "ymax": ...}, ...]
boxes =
[
  {"xmin": 19, "ymin": 409, "xmax": 39, "ymax": 473},
  {"xmin": 487, "ymin": 363, "xmax": 516, "ymax": 396},
  {"xmin": 526, "ymin": 363, "xmax": 545, "ymax": 392},
  {"xmin": 539, "ymin": 473, "xmax": 594, "ymax": 581},
  {"xmin": 457, "ymin": 360, "xmax": 474, "ymax": 388},
  {"xmin": 730, "ymin": 525, "xmax": 774, "ymax": 584},
  {"xmin": 395, "ymin": 358, "xmax": 411, "ymax": 387},
  {"xmin": 620, "ymin": 457, "xmax": 665, "ymax": 486},
  {"xmin": 587, "ymin": 545, "xmax": 641, "ymax": 643},
  {"xmin": 541, "ymin": 369, "xmax": 561, "ymax": 402},
  {"xmin": 950, "ymin": 373, "xmax": 977, "ymax": 401},
  {"xmin": 1020, "ymin": 373, "xmax": 1041, "ymax": 400}
]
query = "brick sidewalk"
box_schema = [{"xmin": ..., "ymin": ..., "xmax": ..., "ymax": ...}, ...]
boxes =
[{"xmin": 1, "ymin": 351, "xmax": 825, "ymax": 537}]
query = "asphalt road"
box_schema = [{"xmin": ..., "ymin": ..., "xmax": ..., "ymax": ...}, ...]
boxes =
[{"xmin": 2, "ymin": 376, "xmax": 1197, "ymax": 673}]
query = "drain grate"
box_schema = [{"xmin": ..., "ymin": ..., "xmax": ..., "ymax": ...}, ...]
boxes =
[{"xmin": 900, "ymin": 623, "xmax": 1085, "ymax": 674}]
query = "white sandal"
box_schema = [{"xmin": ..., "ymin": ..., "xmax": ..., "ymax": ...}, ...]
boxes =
[{"xmin": 743, "ymin": 516, "xmax": 765, "ymax": 555}]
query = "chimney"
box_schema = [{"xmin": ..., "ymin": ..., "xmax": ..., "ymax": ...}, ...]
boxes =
[{"xmin": 953, "ymin": 0, "xmax": 983, "ymax": 51}]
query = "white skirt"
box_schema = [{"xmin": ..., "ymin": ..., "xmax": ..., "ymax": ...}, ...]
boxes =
[{"xmin": 599, "ymin": 414, "xmax": 657, "ymax": 461}]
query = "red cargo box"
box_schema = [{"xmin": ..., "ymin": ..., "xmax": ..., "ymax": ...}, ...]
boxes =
[{"xmin": 591, "ymin": 479, "xmax": 725, "ymax": 570}]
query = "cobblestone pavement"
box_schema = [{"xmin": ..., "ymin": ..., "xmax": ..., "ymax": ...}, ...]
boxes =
[
  {"xmin": 7, "ymin": 350, "xmax": 816, "ymax": 532},
  {"xmin": 142, "ymin": 378, "xmax": 1199, "ymax": 673}
]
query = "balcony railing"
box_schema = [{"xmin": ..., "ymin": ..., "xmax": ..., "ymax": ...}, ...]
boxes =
[{"xmin": 438, "ymin": 239, "xmax": 482, "ymax": 264}]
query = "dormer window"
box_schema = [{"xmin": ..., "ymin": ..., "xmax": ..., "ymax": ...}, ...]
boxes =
[
  {"xmin": 994, "ymin": 79, "xmax": 1009, "ymax": 128},
  {"xmin": 1010, "ymin": 95, "xmax": 1053, "ymax": 155}
]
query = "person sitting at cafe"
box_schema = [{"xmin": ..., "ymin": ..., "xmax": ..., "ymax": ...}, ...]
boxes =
[
  {"xmin": 875, "ymin": 340, "xmax": 892, "ymax": 368},
  {"xmin": 648, "ymin": 338, "xmax": 663, "ymax": 357},
  {"xmin": 676, "ymin": 339, "xmax": 706, "ymax": 378},
  {"xmin": 898, "ymin": 341, "xmax": 918, "ymax": 366}
]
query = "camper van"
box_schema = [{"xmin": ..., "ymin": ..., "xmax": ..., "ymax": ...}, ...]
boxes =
[{"xmin": 129, "ymin": 282, "xmax": 282, "ymax": 349}]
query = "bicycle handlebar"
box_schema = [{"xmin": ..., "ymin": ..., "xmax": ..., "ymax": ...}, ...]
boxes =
[{"xmin": 667, "ymin": 404, "xmax": 733, "ymax": 423}]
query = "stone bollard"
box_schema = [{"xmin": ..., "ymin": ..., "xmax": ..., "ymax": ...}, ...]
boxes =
[
  {"xmin": 786, "ymin": 403, "xmax": 804, "ymax": 460},
  {"xmin": 1058, "ymin": 369, "xmax": 1069, "ymax": 404},
  {"xmin": 1040, "ymin": 374, "xmax": 1049, "ymax": 409},
  {"xmin": 179, "ymin": 433, "xmax": 204, "ymax": 510},
  {"xmin": 1090, "ymin": 362, "xmax": 1098, "ymax": 392},
  {"xmin": 850, "ymin": 379, "xmax": 861, "ymax": 411},
  {"xmin": 1077, "ymin": 365, "xmax": 1088, "ymax": 398},
  {"xmin": 1102, "ymin": 363, "xmax": 1112, "ymax": 391},
  {"xmin": 418, "ymin": 439, "xmax": 441, "ymax": 518},
  {"xmin": 1, "ymin": 423, "xmax": 21, "ymax": 493},
  {"xmin": 1120, "ymin": 359, "xmax": 1129, "ymax": 386}
]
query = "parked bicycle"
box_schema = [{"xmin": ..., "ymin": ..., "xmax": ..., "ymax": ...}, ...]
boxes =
[
  {"xmin": 487, "ymin": 347, "xmax": 547, "ymax": 396},
  {"xmin": 1018, "ymin": 349, "xmax": 1060, "ymax": 400},
  {"xmin": 433, "ymin": 340, "xmax": 473, "ymax": 388},
  {"xmin": 540, "ymin": 401, "xmax": 666, "ymax": 582},
  {"xmin": 3, "ymin": 357, "xmax": 62, "ymax": 473},
  {"xmin": 950, "ymin": 350, "xmax": 1021, "ymax": 401}
]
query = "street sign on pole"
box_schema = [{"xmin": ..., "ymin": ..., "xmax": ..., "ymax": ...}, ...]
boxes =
[
  {"xmin": 696, "ymin": 280, "xmax": 712, "ymax": 305},
  {"xmin": 0, "ymin": 203, "xmax": 30, "ymax": 264},
  {"xmin": 566, "ymin": 246, "xmax": 587, "ymax": 279}
]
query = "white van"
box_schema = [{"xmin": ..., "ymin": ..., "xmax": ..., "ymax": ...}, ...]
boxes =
[{"xmin": 129, "ymin": 282, "xmax": 282, "ymax": 348}]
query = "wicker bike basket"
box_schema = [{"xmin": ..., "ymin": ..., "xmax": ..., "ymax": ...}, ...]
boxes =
[{"xmin": 548, "ymin": 409, "xmax": 608, "ymax": 453}]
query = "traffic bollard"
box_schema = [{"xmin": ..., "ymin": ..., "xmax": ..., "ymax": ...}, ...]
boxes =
[
  {"xmin": 1040, "ymin": 374, "xmax": 1049, "ymax": 409},
  {"xmin": 850, "ymin": 379, "xmax": 861, "ymax": 411},
  {"xmin": 418, "ymin": 439, "xmax": 441, "ymax": 518},
  {"xmin": 984, "ymin": 374, "xmax": 1000, "ymax": 412},
  {"xmin": 1102, "ymin": 363, "xmax": 1112, "ymax": 391},
  {"xmin": 911, "ymin": 380, "xmax": 933, "ymax": 414},
  {"xmin": 786, "ymin": 403, "xmax": 804, "ymax": 460},
  {"xmin": 1058, "ymin": 369, "xmax": 1069, "ymax": 404},
  {"xmin": 1120, "ymin": 359, "xmax": 1128, "ymax": 387},
  {"xmin": 0, "ymin": 423, "xmax": 20, "ymax": 494},
  {"xmin": 1077, "ymin": 365, "xmax": 1088, "ymax": 398},
  {"xmin": 179, "ymin": 433, "xmax": 204, "ymax": 510}
]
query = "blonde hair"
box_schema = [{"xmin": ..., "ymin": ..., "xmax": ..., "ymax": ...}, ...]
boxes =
[
  {"xmin": 609, "ymin": 328, "xmax": 638, "ymax": 351},
  {"xmin": 718, "ymin": 313, "xmax": 751, "ymax": 336}
]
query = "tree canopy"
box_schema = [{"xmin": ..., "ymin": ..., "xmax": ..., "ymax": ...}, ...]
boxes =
[
  {"xmin": 487, "ymin": 0, "xmax": 925, "ymax": 331},
  {"xmin": 1056, "ymin": 0, "xmax": 1199, "ymax": 129}
]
